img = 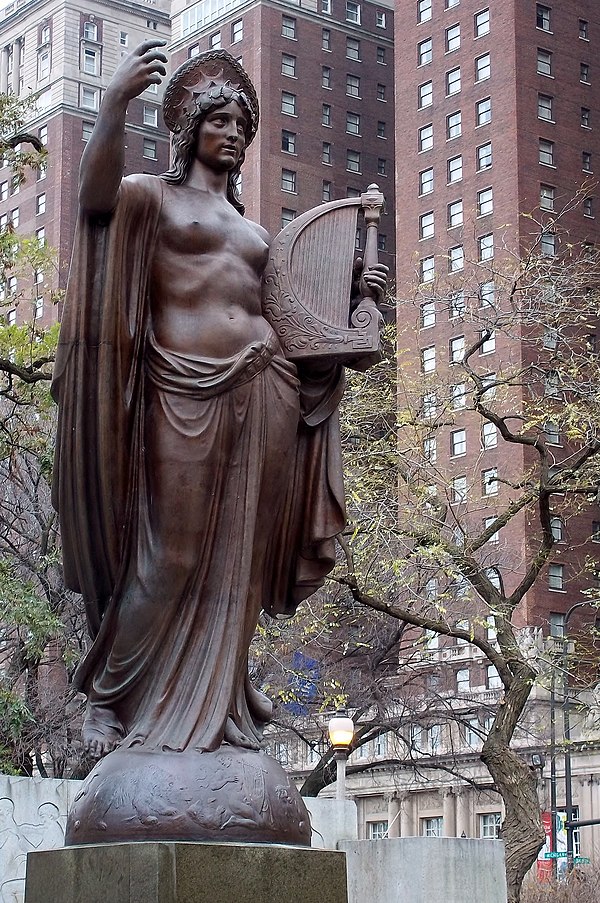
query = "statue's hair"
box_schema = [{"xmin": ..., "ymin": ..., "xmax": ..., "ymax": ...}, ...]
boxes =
[{"xmin": 160, "ymin": 88, "xmax": 249, "ymax": 215}]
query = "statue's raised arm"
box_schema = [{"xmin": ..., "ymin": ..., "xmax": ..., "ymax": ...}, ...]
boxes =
[{"xmin": 79, "ymin": 40, "xmax": 167, "ymax": 214}]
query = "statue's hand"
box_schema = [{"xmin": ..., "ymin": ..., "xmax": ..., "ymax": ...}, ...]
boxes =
[
  {"xmin": 352, "ymin": 257, "xmax": 389, "ymax": 306},
  {"xmin": 105, "ymin": 39, "xmax": 168, "ymax": 105}
]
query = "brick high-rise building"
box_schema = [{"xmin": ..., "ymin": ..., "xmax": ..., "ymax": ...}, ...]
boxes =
[
  {"xmin": 0, "ymin": 0, "xmax": 171, "ymax": 327},
  {"xmin": 169, "ymin": 0, "xmax": 396, "ymax": 265},
  {"xmin": 394, "ymin": 1, "xmax": 600, "ymax": 638}
]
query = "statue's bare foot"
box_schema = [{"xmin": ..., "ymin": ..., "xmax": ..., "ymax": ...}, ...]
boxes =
[
  {"xmin": 83, "ymin": 705, "xmax": 124, "ymax": 760},
  {"xmin": 224, "ymin": 716, "xmax": 260, "ymax": 750}
]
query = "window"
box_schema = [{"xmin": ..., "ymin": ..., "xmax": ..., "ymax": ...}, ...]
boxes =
[
  {"xmin": 539, "ymin": 139, "xmax": 554, "ymax": 165},
  {"xmin": 548, "ymin": 563, "xmax": 564, "ymax": 590},
  {"xmin": 448, "ymin": 154, "xmax": 462, "ymax": 182},
  {"xmin": 579, "ymin": 19, "xmax": 589, "ymax": 40},
  {"xmin": 322, "ymin": 66, "xmax": 331, "ymax": 88},
  {"xmin": 322, "ymin": 104, "xmax": 331, "ymax": 126},
  {"xmin": 10, "ymin": 208, "xmax": 19, "ymax": 227},
  {"xmin": 282, "ymin": 169, "xmax": 297, "ymax": 192},
  {"xmin": 541, "ymin": 232, "xmax": 555, "ymax": 256},
  {"xmin": 377, "ymin": 120, "xmax": 386, "ymax": 138},
  {"xmin": 346, "ymin": 1, "xmax": 361, "ymax": 24},
  {"xmin": 482, "ymin": 422, "xmax": 497, "ymax": 448},
  {"xmin": 418, "ymin": 38, "xmax": 433, "ymax": 66},
  {"xmin": 451, "ymin": 382, "xmax": 466, "ymax": 409},
  {"xmin": 322, "ymin": 28, "xmax": 331, "ymax": 51},
  {"xmin": 549, "ymin": 611, "xmax": 565, "ymax": 638},
  {"xmin": 321, "ymin": 0, "xmax": 331, "ymax": 12},
  {"xmin": 36, "ymin": 193, "xmax": 46, "ymax": 215},
  {"xmin": 82, "ymin": 121, "xmax": 94, "ymax": 142},
  {"xmin": 418, "ymin": 0, "xmax": 432, "ymax": 23},
  {"xmin": 377, "ymin": 158, "xmax": 387, "ymax": 176},
  {"xmin": 480, "ymin": 281, "xmax": 494, "ymax": 306},
  {"xmin": 346, "ymin": 150, "xmax": 361, "ymax": 173},
  {"xmin": 580, "ymin": 63, "xmax": 590, "ymax": 84},
  {"xmin": 423, "ymin": 436, "xmax": 437, "ymax": 463},
  {"xmin": 40, "ymin": 24, "xmax": 51, "ymax": 44},
  {"xmin": 476, "ymin": 97, "xmax": 492, "ymax": 126},
  {"xmin": 281, "ymin": 130, "xmax": 296, "ymax": 153},
  {"xmin": 583, "ymin": 151, "xmax": 592, "ymax": 172},
  {"xmin": 419, "ymin": 211, "xmax": 435, "ymax": 239},
  {"xmin": 421, "ymin": 345, "xmax": 436, "ymax": 372},
  {"xmin": 482, "ymin": 467, "xmax": 498, "ymax": 495},
  {"xmin": 448, "ymin": 245, "xmax": 464, "ymax": 272},
  {"xmin": 466, "ymin": 718, "xmax": 482, "ymax": 747},
  {"xmin": 487, "ymin": 665, "xmax": 502, "ymax": 689},
  {"xmin": 377, "ymin": 46, "xmax": 386, "ymax": 64},
  {"xmin": 282, "ymin": 16, "xmax": 296, "ymax": 39},
  {"xmin": 477, "ymin": 142, "xmax": 492, "ymax": 170},
  {"xmin": 143, "ymin": 106, "xmax": 158, "ymax": 127},
  {"xmin": 281, "ymin": 53, "xmax": 296, "ymax": 77},
  {"xmin": 448, "ymin": 199, "xmax": 463, "ymax": 228},
  {"xmin": 451, "ymin": 428, "xmax": 467, "ymax": 456},
  {"xmin": 210, "ymin": 32, "xmax": 221, "ymax": 50},
  {"xmin": 0, "ymin": 181, "xmax": 7, "ymax": 201},
  {"xmin": 83, "ymin": 21, "xmax": 98, "ymax": 41},
  {"xmin": 420, "ymin": 168, "xmax": 434, "ymax": 195},
  {"xmin": 346, "ymin": 74, "xmax": 360, "ymax": 97},
  {"xmin": 421, "ymin": 300, "xmax": 436, "ymax": 328},
  {"xmin": 446, "ymin": 24, "xmax": 460, "ymax": 53},
  {"xmin": 322, "ymin": 180, "xmax": 332, "ymax": 202},
  {"xmin": 536, "ymin": 4, "xmax": 551, "ymax": 32},
  {"xmin": 419, "ymin": 80, "xmax": 433, "ymax": 108},
  {"xmin": 480, "ymin": 813, "xmax": 501, "ymax": 839},
  {"xmin": 475, "ymin": 53, "xmax": 491, "ymax": 81},
  {"xmin": 540, "ymin": 184, "xmax": 554, "ymax": 210},
  {"xmin": 346, "ymin": 37, "xmax": 360, "ymax": 60},
  {"xmin": 6, "ymin": 308, "xmax": 16, "ymax": 325},
  {"xmin": 37, "ymin": 48, "xmax": 50, "ymax": 80},
  {"xmin": 322, "ymin": 142, "xmax": 332, "ymax": 164},
  {"xmin": 446, "ymin": 0, "xmax": 460, "ymax": 6},
  {"xmin": 142, "ymin": 138, "xmax": 157, "ymax": 160},
  {"xmin": 346, "ymin": 112, "xmax": 360, "ymax": 134},
  {"xmin": 478, "ymin": 234, "xmax": 494, "ymax": 260},
  {"xmin": 35, "ymin": 226, "xmax": 45, "ymax": 246},
  {"xmin": 480, "ymin": 330, "xmax": 496, "ymax": 353},
  {"xmin": 581, "ymin": 107, "xmax": 591, "ymax": 128},
  {"xmin": 450, "ymin": 291, "xmax": 465, "ymax": 320},
  {"xmin": 536, "ymin": 95, "xmax": 553, "ymax": 125},
  {"xmin": 428, "ymin": 724, "xmax": 442, "ymax": 754},
  {"xmin": 367, "ymin": 821, "xmax": 388, "ymax": 840},
  {"xmin": 537, "ymin": 49, "xmax": 552, "ymax": 76},
  {"xmin": 544, "ymin": 420, "xmax": 560, "ymax": 443},
  {"xmin": 281, "ymin": 92, "xmax": 296, "ymax": 115},
  {"xmin": 584, "ymin": 197, "xmax": 594, "ymax": 217},
  {"xmin": 452, "ymin": 475, "xmax": 467, "ymax": 502},
  {"xmin": 376, "ymin": 83, "xmax": 386, "ymax": 101},
  {"xmin": 551, "ymin": 517, "xmax": 564, "ymax": 542},
  {"xmin": 420, "ymin": 257, "xmax": 435, "ymax": 283},
  {"xmin": 446, "ymin": 67, "xmax": 461, "ymax": 95},
  {"xmin": 419, "ymin": 124, "xmax": 434, "ymax": 152},
  {"xmin": 376, "ymin": 9, "xmax": 386, "ymax": 28},
  {"xmin": 80, "ymin": 85, "xmax": 99, "ymax": 110},
  {"xmin": 474, "ymin": 8, "xmax": 490, "ymax": 37},
  {"xmin": 446, "ymin": 111, "xmax": 461, "ymax": 140},
  {"xmin": 457, "ymin": 668, "xmax": 470, "ymax": 692},
  {"xmin": 477, "ymin": 187, "xmax": 493, "ymax": 216},
  {"xmin": 450, "ymin": 335, "xmax": 465, "ymax": 363},
  {"xmin": 231, "ymin": 20, "xmax": 243, "ymax": 43},
  {"xmin": 422, "ymin": 817, "xmax": 443, "ymax": 837},
  {"xmin": 484, "ymin": 517, "xmax": 499, "ymax": 543},
  {"xmin": 281, "ymin": 208, "xmax": 296, "ymax": 228}
]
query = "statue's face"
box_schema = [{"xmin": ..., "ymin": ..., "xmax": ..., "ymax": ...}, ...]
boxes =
[
  {"xmin": 195, "ymin": 101, "xmax": 247, "ymax": 172},
  {"xmin": 0, "ymin": 798, "xmax": 14, "ymax": 826}
]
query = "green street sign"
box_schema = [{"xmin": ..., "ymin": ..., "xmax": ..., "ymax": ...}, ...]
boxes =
[
  {"xmin": 543, "ymin": 851, "xmax": 567, "ymax": 859},
  {"xmin": 574, "ymin": 857, "xmax": 591, "ymax": 865}
]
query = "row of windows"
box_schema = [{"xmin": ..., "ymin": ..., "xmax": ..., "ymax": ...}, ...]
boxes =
[
  {"xmin": 287, "ymin": 70, "xmax": 388, "ymax": 99},
  {"xmin": 539, "ymin": 138, "xmax": 594, "ymax": 175},
  {"xmin": 418, "ymin": 64, "xmax": 492, "ymax": 107},
  {"xmin": 418, "ymin": 98, "xmax": 491, "ymax": 146},
  {"xmin": 418, "ymin": 29, "xmax": 491, "ymax": 66},
  {"xmin": 421, "ymin": 332, "xmax": 495, "ymax": 376},
  {"xmin": 321, "ymin": 31, "xmax": 388, "ymax": 65},
  {"xmin": 536, "ymin": 4, "xmax": 589, "ymax": 41},
  {"xmin": 417, "ymin": 0, "xmax": 489, "ymax": 34},
  {"xmin": 0, "ymin": 191, "xmax": 46, "ymax": 215},
  {"xmin": 419, "ymin": 188, "xmax": 492, "ymax": 238},
  {"xmin": 419, "ymin": 143, "xmax": 492, "ymax": 196},
  {"xmin": 419, "ymin": 233, "xmax": 494, "ymax": 281},
  {"xmin": 283, "ymin": 130, "xmax": 388, "ymax": 172},
  {"xmin": 282, "ymin": 5, "xmax": 388, "ymax": 38},
  {"xmin": 281, "ymin": 147, "xmax": 373, "ymax": 190},
  {"xmin": 537, "ymin": 47, "xmax": 591, "ymax": 83}
]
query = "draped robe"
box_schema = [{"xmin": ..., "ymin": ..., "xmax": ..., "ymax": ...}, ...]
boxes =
[{"xmin": 52, "ymin": 175, "xmax": 346, "ymax": 752}]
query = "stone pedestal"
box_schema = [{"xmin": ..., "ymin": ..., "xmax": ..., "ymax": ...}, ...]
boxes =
[{"xmin": 25, "ymin": 842, "xmax": 347, "ymax": 903}]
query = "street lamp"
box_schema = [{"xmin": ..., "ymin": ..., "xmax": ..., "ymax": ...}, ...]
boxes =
[
  {"xmin": 562, "ymin": 601, "xmax": 588, "ymax": 873},
  {"xmin": 328, "ymin": 710, "xmax": 354, "ymax": 800}
]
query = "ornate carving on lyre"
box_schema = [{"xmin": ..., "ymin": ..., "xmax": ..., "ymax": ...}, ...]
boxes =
[{"xmin": 262, "ymin": 185, "xmax": 385, "ymax": 368}]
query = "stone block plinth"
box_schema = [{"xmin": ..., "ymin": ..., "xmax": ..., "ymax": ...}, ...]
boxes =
[{"xmin": 25, "ymin": 842, "xmax": 348, "ymax": 903}]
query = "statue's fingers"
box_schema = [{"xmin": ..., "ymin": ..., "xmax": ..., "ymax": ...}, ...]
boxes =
[{"xmin": 135, "ymin": 38, "xmax": 168, "ymax": 56}]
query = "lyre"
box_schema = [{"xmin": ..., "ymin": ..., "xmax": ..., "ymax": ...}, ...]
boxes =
[{"xmin": 262, "ymin": 184, "xmax": 385, "ymax": 371}]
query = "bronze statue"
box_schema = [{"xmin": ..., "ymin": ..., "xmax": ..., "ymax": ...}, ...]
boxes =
[{"xmin": 52, "ymin": 41, "xmax": 386, "ymax": 845}]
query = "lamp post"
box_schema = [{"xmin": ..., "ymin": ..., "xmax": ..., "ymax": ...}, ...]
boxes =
[
  {"xmin": 562, "ymin": 601, "xmax": 588, "ymax": 874},
  {"xmin": 328, "ymin": 710, "xmax": 354, "ymax": 801}
]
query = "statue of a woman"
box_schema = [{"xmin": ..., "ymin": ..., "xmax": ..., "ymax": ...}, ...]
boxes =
[{"xmin": 52, "ymin": 41, "xmax": 386, "ymax": 845}]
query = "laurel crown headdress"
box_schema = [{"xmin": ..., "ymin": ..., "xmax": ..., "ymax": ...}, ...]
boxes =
[{"xmin": 162, "ymin": 49, "xmax": 259, "ymax": 144}]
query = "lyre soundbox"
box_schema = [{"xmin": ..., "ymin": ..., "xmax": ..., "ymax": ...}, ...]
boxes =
[{"xmin": 262, "ymin": 184, "xmax": 385, "ymax": 372}]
